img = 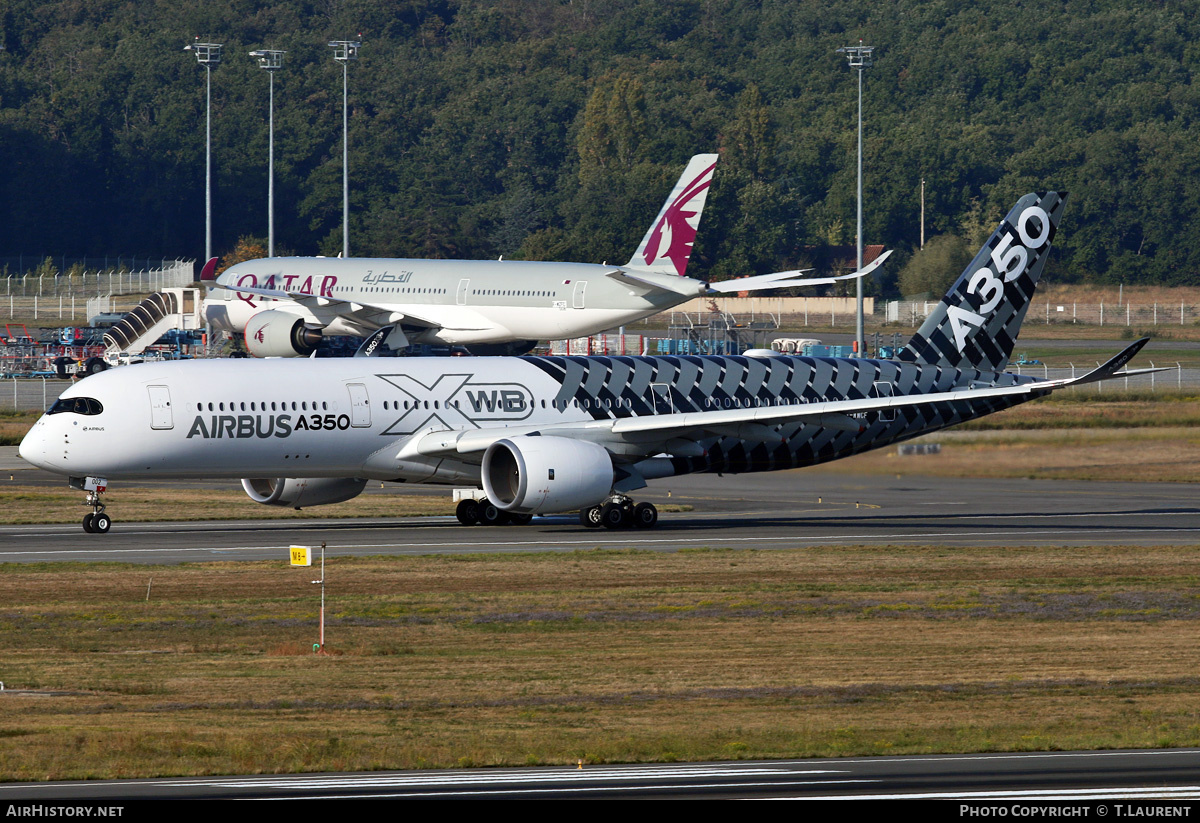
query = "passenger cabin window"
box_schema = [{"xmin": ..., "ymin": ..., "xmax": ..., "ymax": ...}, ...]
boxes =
[{"xmin": 48, "ymin": 397, "xmax": 103, "ymax": 416}]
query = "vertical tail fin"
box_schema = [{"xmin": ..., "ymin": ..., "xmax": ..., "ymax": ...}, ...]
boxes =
[
  {"xmin": 625, "ymin": 153, "xmax": 718, "ymax": 277},
  {"xmin": 898, "ymin": 191, "xmax": 1067, "ymax": 373}
]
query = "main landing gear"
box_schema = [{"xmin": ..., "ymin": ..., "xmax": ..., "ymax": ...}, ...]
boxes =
[
  {"xmin": 579, "ymin": 495, "xmax": 658, "ymax": 530},
  {"xmin": 453, "ymin": 494, "xmax": 659, "ymax": 529},
  {"xmin": 455, "ymin": 497, "xmax": 532, "ymax": 527},
  {"xmin": 71, "ymin": 477, "xmax": 112, "ymax": 534}
]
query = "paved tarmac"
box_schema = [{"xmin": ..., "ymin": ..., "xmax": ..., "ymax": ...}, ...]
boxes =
[
  {"xmin": 3, "ymin": 447, "xmax": 1198, "ymax": 563},
  {"xmin": 2, "ymin": 749, "xmax": 1200, "ymax": 800}
]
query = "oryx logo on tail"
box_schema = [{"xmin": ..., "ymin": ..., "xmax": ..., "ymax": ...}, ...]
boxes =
[
  {"xmin": 626, "ymin": 154, "xmax": 718, "ymax": 277},
  {"xmin": 899, "ymin": 191, "xmax": 1066, "ymax": 373}
]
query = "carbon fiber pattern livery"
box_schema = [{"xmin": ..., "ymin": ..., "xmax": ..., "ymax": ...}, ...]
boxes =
[
  {"xmin": 526, "ymin": 354, "xmax": 1041, "ymax": 476},
  {"xmin": 899, "ymin": 191, "xmax": 1066, "ymax": 372}
]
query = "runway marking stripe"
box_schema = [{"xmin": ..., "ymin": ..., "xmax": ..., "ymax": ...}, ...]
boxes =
[
  {"xmin": 168, "ymin": 766, "xmax": 833, "ymax": 789},
  {"xmin": 216, "ymin": 779, "xmax": 877, "ymax": 799},
  {"xmin": 2, "ymin": 506, "xmax": 1198, "ymax": 539},
  {"xmin": 4, "ymin": 525, "xmax": 1200, "ymax": 559}
]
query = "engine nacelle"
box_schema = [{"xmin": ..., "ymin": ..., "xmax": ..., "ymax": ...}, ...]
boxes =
[
  {"xmin": 241, "ymin": 477, "xmax": 367, "ymax": 509},
  {"xmin": 244, "ymin": 310, "xmax": 324, "ymax": 357},
  {"xmin": 482, "ymin": 436, "xmax": 613, "ymax": 515}
]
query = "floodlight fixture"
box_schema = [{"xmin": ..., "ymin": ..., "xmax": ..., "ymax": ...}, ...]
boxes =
[
  {"xmin": 186, "ymin": 38, "xmax": 223, "ymax": 264},
  {"xmin": 250, "ymin": 50, "xmax": 286, "ymax": 256},
  {"xmin": 329, "ymin": 37, "xmax": 363, "ymax": 258}
]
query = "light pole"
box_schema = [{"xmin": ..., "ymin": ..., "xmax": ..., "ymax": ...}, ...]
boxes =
[
  {"xmin": 185, "ymin": 39, "xmax": 222, "ymax": 265},
  {"xmin": 836, "ymin": 41, "xmax": 873, "ymax": 357},
  {"xmin": 328, "ymin": 38, "xmax": 361, "ymax": 259},
  {"xmin": 250, "ymin": 49, "xmax": 285, "ymax": 257}
]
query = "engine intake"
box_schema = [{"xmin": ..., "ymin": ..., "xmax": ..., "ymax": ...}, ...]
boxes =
[
  {"xmin": 241, "ymin": 477, "xmax": 367, "ymax": 509},
  {"xmin": 244, "ymin": 310, "xmax": 324, "ymax": 357},
  {"xmin": 482, "ymin": 436, "xmax": 613, "ymax": 514}
]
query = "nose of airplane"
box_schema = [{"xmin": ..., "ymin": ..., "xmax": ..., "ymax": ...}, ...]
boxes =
[
  {"xmin": 17, "ymin": 417, "xmax": 54, "ymax": 471},
  {"xmin": 18, "ymin": 423, "xmax": 44, "ymax": 468}
]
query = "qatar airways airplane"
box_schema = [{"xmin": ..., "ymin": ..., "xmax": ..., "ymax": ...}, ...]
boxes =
[
  {"xmin": 202, "ymin": 154, "xmax": 890, "ymax": 356},
  {"xmin": 22, "ymin": 192, "xmax": 1154, "ymax": 533}
]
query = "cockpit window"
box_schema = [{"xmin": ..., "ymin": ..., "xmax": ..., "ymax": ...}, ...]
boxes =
[{"xmin": 48, "ymin": 397, "xmax": 103, "ymax": 416}]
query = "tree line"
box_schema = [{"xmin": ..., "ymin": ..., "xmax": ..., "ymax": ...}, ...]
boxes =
[{"xmin": 2, "ymin": 0, "xmax": 1199, "ymax": 295}]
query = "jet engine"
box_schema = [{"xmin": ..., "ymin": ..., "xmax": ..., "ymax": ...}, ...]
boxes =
[
  {"xmin": 241, "ymin": 477, "xmax": 367, "ymax": 509},
  {"xmin": 481, "ymin": 436, "xmax": 613, "ymax": 514},
  {"xmin": 244, "ymin": 310, "xmax": 324, "ymax": 357}
]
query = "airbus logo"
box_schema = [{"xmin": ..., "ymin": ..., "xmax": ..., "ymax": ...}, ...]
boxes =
[{"xmin": 377, "ymin": 374, "xmax": 534, "ymax": 435}]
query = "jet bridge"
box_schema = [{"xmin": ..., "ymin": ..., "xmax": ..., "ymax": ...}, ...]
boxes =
[{"xmin": 103, "ymin": 288, "xmax": 203, "ymax": 356}]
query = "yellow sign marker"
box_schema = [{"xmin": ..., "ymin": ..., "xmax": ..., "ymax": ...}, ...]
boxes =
[{"xmin": 290, "ymin": 545, "xmax": 312, "ymax": 567}]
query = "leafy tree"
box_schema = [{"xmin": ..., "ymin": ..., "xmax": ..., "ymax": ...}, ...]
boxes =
[{"xmin": 897, "ymin": 234, "xmax": 971, "ymax": 299}]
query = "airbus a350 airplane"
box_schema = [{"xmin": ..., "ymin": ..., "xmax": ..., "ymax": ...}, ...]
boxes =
[
  {"xmin": 22, "ymin": 192, "xmax": 1155, "ymax": 534},
  {"xmin": 202, "ymin": 154, "xmax": 890, "ymax": 356}
]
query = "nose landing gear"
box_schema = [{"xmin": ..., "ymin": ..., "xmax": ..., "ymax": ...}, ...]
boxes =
[{"xmin": 71, "ymin": 476, "xmax": 112, "ymax": 534}]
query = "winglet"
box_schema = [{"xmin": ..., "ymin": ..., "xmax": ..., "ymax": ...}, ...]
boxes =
[
  {"xmin": 199, "ymin": 257, "xmax": 219, "ymax": 281},
  {"xmin": 1063, "ymin": 337, "xmax": 1154, "ymax": 387}
]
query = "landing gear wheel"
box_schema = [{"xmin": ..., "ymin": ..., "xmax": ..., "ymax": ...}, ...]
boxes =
[
  {"xmin": 75, "ymin": 479, "xmax": 111, "ymax": 534},
  {"xmin": 509, "ymin": 513, "xmax": 533, "ymax": 525},
  {"xmin": 580, "ymin": 505, "xmax": 603, "ymax": 528},
  {"xmin": 633, "ymin": 502, "xmax": 658, "ymax": 529},
  {"xmin": 456, "ymin": 498, "xmax": 480, "ymax": 526},
  {"xmin": 478, "ymin": 501, "xmax": 510, "ymax": 526},
  {"xmin": 601, "ymin": 501, "xmax": 631, "ymax": 530}
]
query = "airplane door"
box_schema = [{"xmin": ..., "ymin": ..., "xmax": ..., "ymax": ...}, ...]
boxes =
[
  {"xmin": 347, "ymin": 383, "xmax": 371, "ymax": 427},
  {"xmin": 456, "ymin": 279, "xmax": 470, "ymax": 306},
  {"xmin": 572, "ymin": 280, "xmax": 587, "ymax": 309},
  {"xmin": 148, "ymin": 385, "xmax": 173, "ymax": 430},
  {"xmin": 872, "ymin": 381, "xmax": 895, "ymax": 423},
  {"xmin": 648, "ymin": 383, "xmax": 673, "ymax": 414}
]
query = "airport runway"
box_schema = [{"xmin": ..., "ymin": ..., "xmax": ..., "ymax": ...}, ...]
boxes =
[
  {"xmin": 2, "ymin": 749, "xmax": 1200, "ymax": 799},
  {"xmin": 3, "ymin": 456, "xmax": 1199, "ymax": 563},
  {"xmin": 5, "ymin": 452, "xmax": 1200, "ymax": 800}
]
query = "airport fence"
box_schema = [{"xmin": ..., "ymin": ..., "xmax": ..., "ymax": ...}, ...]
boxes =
[
  {"xmin": 885, "ymin": 300, "xmax": 1200, "ymax": 328},
  {"xmin": 2, "ymin": 259, "xmax": 195, "ymax": 304},
  {"xmin": 5, "ymin": 363, "xmax": 1199, "ymax": 412},
  {"xmin": 4, "ymin": 377, "xmax": 73, "ymax": 411}
]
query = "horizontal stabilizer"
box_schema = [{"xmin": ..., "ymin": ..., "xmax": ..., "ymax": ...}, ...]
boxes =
[{"xmin": 605, "ymin": 268, "xmax": 705, "ymax": 297}]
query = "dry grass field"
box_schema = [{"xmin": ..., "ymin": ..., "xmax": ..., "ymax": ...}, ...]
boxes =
[{"xmin": 1, "ymin": 546, "xmax": 1199, "ymax": 779}]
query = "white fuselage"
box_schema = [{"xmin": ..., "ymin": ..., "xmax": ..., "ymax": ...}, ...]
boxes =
[
  {"xmin": 203, "ymin": 258, "xmax": 697, "ymax": 346},
  {"xmin": 18, "ymin": 353, "xmax": 1035, "ymax": 491},
  {"xmin": 19, "ymin": 358, "xmax": 589, "ymax": 484}
]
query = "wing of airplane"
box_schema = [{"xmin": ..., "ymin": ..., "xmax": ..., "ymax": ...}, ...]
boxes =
[
  {"xmin": 401, "ymin": 337, "xmax": 1153, "ymax": 462},
  {"xmin": 608, "ymin": 250, "xmax": 893, "ymax": 296},
  {"xmin": 705, "ymin": 250, "xmax": 893, "ymax": 293}
]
